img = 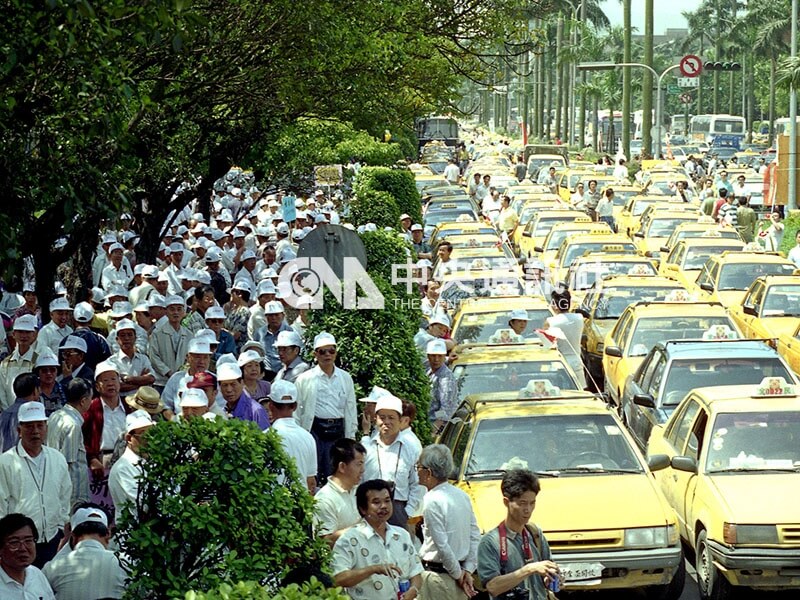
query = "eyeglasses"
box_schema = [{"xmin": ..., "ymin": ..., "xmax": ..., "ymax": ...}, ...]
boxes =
[
  {"xmin": 4, "ymin": 536, "xmax": 36, "ymax": 550},
  {"xmin": 414, "ymin": 464, "xmax": 430, "ymax": 472},
  {"xmin": 315, "ymin": 348, "xmax": 336, "ymax": 356}
]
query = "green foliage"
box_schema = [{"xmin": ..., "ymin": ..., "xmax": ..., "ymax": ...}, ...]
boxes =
[
  {"xmin": 780, "ymin": 210, "xmax": 800, "ymax": 255},
  {"xmin": 118, "ymin": 418, "xmax": 328, "ymax": 599},
  {"xmin": 348, "ymin": 190, "xmax": 401, "ymax": 229},
  {"xmin": 361, "ymin": 229, "xmax": 414, "ymax": 285},
  {"xmin": 185, "ymin": 578, "xmax": 347, "ymax": 600},
  {"xmin": 354, "ymin": 167, "xmax": 423, "ymax": 223}
]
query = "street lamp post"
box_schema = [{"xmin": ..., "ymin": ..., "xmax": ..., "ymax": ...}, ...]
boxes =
[{"xmin": 578, "ymin": 61, "xmax": 681, "ymax": 159}]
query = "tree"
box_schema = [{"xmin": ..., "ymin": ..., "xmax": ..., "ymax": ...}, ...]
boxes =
[
  {"xmin": 622, "ymin": 0, "xmax": 632, "ymax": 159},
  {"xmin": 642, "ymin": 0, "xmax": 654, "ymax": 157}
]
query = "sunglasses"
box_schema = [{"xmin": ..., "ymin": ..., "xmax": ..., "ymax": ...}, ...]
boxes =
[{"xmin": 315, "ymin": 348, "xmax": 336, "ymax": 356}]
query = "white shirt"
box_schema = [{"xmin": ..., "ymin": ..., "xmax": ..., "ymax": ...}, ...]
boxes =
[
  {"xmin": 546, "ymin": 312, "xmax": 587, "ymax": 389},
  {"xmin": 101, "ymin": 399, "xmax": 127, "ymax": 452},
  {"xmin": 271, "ymin": 417, "xmax": 317, "ymax": 479},
  {"xmin": 419, "ymin": 482, "xmax": 480, "ymax": 580},
  {"xmin": 47, "ymin": 404, "xmax": 89, "ymax": 504},
  {"xmin": 108, "ymin": 447, "xmax": 141, "ymax": 513},
  {"xmin": 36, "ymin": 322, "xmax": 73, "ymax": 356},
  {"xmin": 331, "ymin": 520, "xmax": 423, "ymax": 600},
  {"xmin": 314, "ymin": 479, "xmax": 360, "ymax": 536},
  {"xmin": 0, "ymin": 345, "xmax": 36, "ymax": 410},
  {"xmin": 0, "ymin": 444, "xmax": 72, "ymax": 543},
  {"xmin": 0, "ymin": 564, "xmax": 55, "ymax": 600},
  {"xmin": 109, "ymin": 349, "xmax": 153, "ymax": 397},
  {"xmin": 42, "ymin": 538, "xmax": 126, "ymax": 600},
  {"xmin": 789, "ymin": 245, "xmax": 800, "ymax": 268},
  {"xmin": 100, "ymin": 263, "xmax": 133, "ymax": 291},
  {"xmin": 443, "ymin": 163, "xmax": 460, "ymax": 184},
  {"xmin": 295, "ymin": 367, "xmax": 358, "ymax": 439},
  {"xmin": 361, "ymin": 435, "xmax": 422, "ymax": 512},
  {"xmin": 613, "ymin": 164, "xmax": 629, "ymax": 181}
]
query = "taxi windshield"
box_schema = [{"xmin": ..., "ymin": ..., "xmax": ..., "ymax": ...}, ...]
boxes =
[
  {"xmin": 718, "ymin": 263, "xmax": 796, "ymax": 290},
  {"xmin": 647, "ymin": 217, "xmax": 696, "ymax": 238},
  {"xmin": 453, "ymin": 309, "xmax": 552, "ymax": 344},
  {"xmin": 439, "ymin": 277, "xmax": 523, "ymax": 307},
  {"xmin": 662, "ymin": 359, "xmax": 793, "ymax": 406},
  {"xmin": 561, "ymin": 242, "xmax": 636, "ymax": 266},
  {"xmin": 627, "ymin": 316, "xmax": 735, "ymax": 356},
  {"xmin": 684, "ymin": 246, "xmax": 739, "ymax": 270},
  {"xmin": 706, "ymin": 411, "xmax": 800, "ymax": 473},
  {"xmin": 593, "ymin": 287, "xmax": 680, "ymax": 319},
  {"xmin": 761, "ymin": 285, "xmax": 800, "ymax": 317},
  {"xmin": 453, "ymin": 361, "xmax": 578, "ymax": 401},
  {"xmin": 465, "ymin": 414, "xmax": 643, "ymax": 476},
  {"xmin": 569, "ymin": 261, "xmax": 656, "ymax": 290}
]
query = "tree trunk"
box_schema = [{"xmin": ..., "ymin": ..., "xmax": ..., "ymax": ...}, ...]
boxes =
[
  {"xmin": 592, "ymin": 97, "xmax": 599, "ymax": 152},
  {"xmin": 642, "ymin": 0, "xmax": 654, "ymax": 156},
  {"xmin": 555, "ymin": 17, "xmax": 564, "ymax": 141},
  {"xmin": 768, "ymin": 55, "xmax": 777, "ymax": 147},
  {"xmin": 544, "ymin": 44, "xmax": 552, "ymax": 140},
  {"xmin": 697, "ymin": 35, "xmax": 704, "ymax": 116},
  {"xmin": 622, "ymin": 0, "xmax": 632, "ymax": 159},
  {"xmin": 713, "ymin": 0, "xmax": 721, "ymax": 113},
  {"xmin": 578, "ymin": 0, "xmax": 587, "ymax": 148}
]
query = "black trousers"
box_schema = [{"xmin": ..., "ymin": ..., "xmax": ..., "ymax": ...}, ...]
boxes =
[
  {"xmin": 311, "ymin": 417, "xmax": 345, "ymax": 485},
  {"xmin": 34, "ymin": 529, "xmax": 64, "ymax": 568}
]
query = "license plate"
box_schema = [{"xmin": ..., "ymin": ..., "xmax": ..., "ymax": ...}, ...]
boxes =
[{"xmin": 559, "ymin": 562, "xmax": 603, "ymax": 585}]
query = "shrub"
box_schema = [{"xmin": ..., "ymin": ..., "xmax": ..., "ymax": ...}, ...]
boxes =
[
  {"xmin": 185, "ymin": 578, "xmax": 347, "ymax": 600},
  {"xmin": 361, "ymin": 228, "xmax": 413, "ymax": 284},
  {"xmin": 348, "ymin": 189, "xmax": 400, "ymax": 228},
  {"xmin": 779, "ymin": 209, "xmax": 800, "ymax": 256},
  {"xmin": 354, "ymin": 167, "xmax": 422, "ymax": 223},
  {"xmin": 118, "ymin": 418, "xmax": 328, "ymax": 599}
]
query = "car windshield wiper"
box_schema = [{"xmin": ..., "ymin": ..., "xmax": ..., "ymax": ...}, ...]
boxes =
[
  {"xmin": 552, "ymin": 467, "xmax": 642, "ymax": 474},
  {"xmin": 710, "ymin": 467, "xmax": 800, "ymax": 474},
  {"xmin": 466, "ymin": 469, "xmax": 560, "ymax": 478}
]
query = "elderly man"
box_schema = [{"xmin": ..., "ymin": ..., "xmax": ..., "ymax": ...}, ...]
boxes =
[
  {"xmin": 217, "ymin": 362, "xmax": 270, "ymax": 429},
  {"xmin": 315, "ymin": 438, "xmax": 366, "ymax": 545},
  {"xmin": 417, "ymin": 445, "xmax": 480, "ymax": 599},
  {"xmin": 273, "ymin": 330, "xmax": 309, "ymax": 383},
  {"xmin": 332, "ymin": 479, "xmax": 423, "ymax": 600},
  {"xmin": 58, "ymin": 335, "xmax": 93, "ymax": 386},
  {"xmin": 108, "ymin": 410, "xmax": 154, "ymax": 514},
  {"xmin": 413, "ymin": 313, "xmax": 450, "ymax": 353},
  {"xmin": 361, "ymin": 394, "xmax": 422, "ymax": 529},
  {"xmin": 426, "ymin": 340, "xmax": 457, "ymax": 435},
  {"xmin": 410, "ymin": 224, "xmax": 432, "ymax": 260},
  {"xmin": 0, "ymin": 315, "xmax": 39, "ymax": 411},
  {"xmin": 100, "ymin": 243, "xmax": 133, "ymax": 291},
  {"xmin": 129, "ymin": 264, "xmax": 160, "ymax": 307},
  {"xmin": 161, "ymin": 338, "xmax": 212, "ymax": 413},
  {"xmin": 0, "ymin": 373, "xmax": 40, "ymax": 453},
  {"xmin": 37, "ymin": 298, "xmax": 74, "ymax": 356},
  {"xmin": 47, "ymin": 378, "xmax": 93, "ymax": 505},
  {"xmin": 0, "ymin": 513, "xmax": 56, "ymax": 598},
  {"xmin": 42, "ymin": 506, "xmax": 126, "ymax": 599},
  {"xmin": 0, "ymin": 402, "xmax": 72, "ymax": 567},
  {"xmin": 246, "ymin": 279, "xmax": 277, "ymax": 339},
  {"xmin": 295, "ymin": 332, "xmax": 357, "ymax": 482},
  {"xmin": 179, "ymin": 388, "xmax": 214, "ymax": 420},
  {"xmin": 147, "ymin": 295, "xmax": 192, "ymax": 389},
  {"xmin": 109, "ymin": 318, "xmax": 155, "ymax": 398},
  {"xmin": 253, "ymin": 300, "xmax": 292, "ymax": 379},
  {"xmin": 268, "ymin": 380, "xmax": 317, "ymax": 494}
]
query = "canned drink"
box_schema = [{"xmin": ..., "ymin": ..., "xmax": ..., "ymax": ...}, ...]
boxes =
[
  {"xmin": 398, "ymin": 579, "xmax": 410, "ymax": 599},
  {"xmin": 548, "ymin": 573, "xmax": 560, "ymax": 593}
]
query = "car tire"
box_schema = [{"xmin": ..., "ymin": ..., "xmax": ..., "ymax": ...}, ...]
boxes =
[
  {"xmin": 647, "ymin": 550, "xmax": 686, "ymax": 600},
  {"xmin": 696, "ymin": 529, "xmax": 733, "ymax": 600}
]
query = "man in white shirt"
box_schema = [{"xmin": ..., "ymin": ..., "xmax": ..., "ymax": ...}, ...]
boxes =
[
  {"xmin": 100, "ymin": 243, "xmax": 134, "ymax": 291},
  {"xmin": 108, "ymin": 410, "xmax": 154, "ymax": 516},
  {"xmin": 789, "ymin": 230, "xmax": 800, "ymax": 268},
  {"xmin": 42, "ymin": 506, "xmax": 126, "ymax": 599},
  {"xmin": 0, "ymin": 315, "xmax": 38, "ymax": 410},
  {"xmin": 361, "ymin": 394, "xmax": 422, "ymax": 529},
  {"xmin": 0, "ymin": 513, "xmax": 55, "ymax": 599},
  {"xmin": 109, "ymin": 318, "xmax": 155, "ymax": 398},
  {"xmin": 315, "ymin": 438, "xmax": 366, "ymax": 545},
  {"xmin": 47, "ymin": 378, "xmax": 93, "ymax": 505},
  {"xmin": 443, "ymin": 158, "xmax": 460, "ymax": 185},
  {"xmin": 0, "ymin": 402, "xmax": 71, "ymax": 567},
  {"xmin": 36, "ymin": 298, "xmax": 74, "ymax": 356},
  {"xmin": 417, "ymin": 444, "xmax": 480, "ymax": 599},
  {"xmin": 267, "ymin": 380, "xmax": 317, "ymax": 494}
]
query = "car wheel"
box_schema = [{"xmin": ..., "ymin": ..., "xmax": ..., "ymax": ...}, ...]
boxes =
[
  {"xmin": 647, "ymin": 550, "xmax": 686, "ymax": 600},
  {"xmin": 696, "ymin": 529, "xmax": 733, "ymax": 600}
]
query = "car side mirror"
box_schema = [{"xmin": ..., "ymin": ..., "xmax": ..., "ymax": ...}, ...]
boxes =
[
  {"xmin": 523, "ymin": 231, "xmax": 531, "ymax": 237},
  {"xmin": 634, "ymin": 231, "xmax": 645, "ymax": 238},
  {"xmin": 633, "ymin": 393, "xmax": 656, "ymax": 408},
  {"xmin": 671, "ymin": 456, "xmax": 698, "ymax": 474},
  {"xmin": 533, "ymin": 246, "xmax": 543, "ymax": 253},
  {"xmin": 604, "ymin": 346, "xmax": 622, "ymax": 358},
  {"xmin": 742, "ymin": 305, "xmax": 757, "ymax": 316},
  {"xmin": 576, "ymin": 308, "xmax": 590, "ymax": 318},
  {"xmin": 700, "ymin": 282, "xmax": 713, "ymax": 292},
  {"xmin": 647, "ymin": 454, "xmax": 670, "ymax": 472}
]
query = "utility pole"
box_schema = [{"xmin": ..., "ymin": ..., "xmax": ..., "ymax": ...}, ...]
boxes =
[
  {"xmin": 578, "ymin": 0, "xmax": 587, "ymax": 149},
  {"xmin": 642, "ymin": 0, "xmax": 654, "ymax": 157},
  {"xmin": 622, "ymin": 0, "xmax": 632, "ymax": 159}
]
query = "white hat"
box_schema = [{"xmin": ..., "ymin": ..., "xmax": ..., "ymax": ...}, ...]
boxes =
[
  {"xmin": 165, "ymin": 295, "xmax": 184, "ymax": 307},
  {"xmin": 400, "ymin": 213, "xmax": 412, "ymax": 221},
  {"xmin": 241, "ymin": 340, "xmax": 265, "ymax": 356},
  {"xmin": 375, "ymin": 394, "xmax": 403, "ymax": 415},
  {"xmin": 18, "ymin": 402, "xmax": 47, "ymax": 423},
  {"xmin": 276, "ymin": 223, "xmax": 290, "ymax": 235},
  {"xmin": 115, "ymin": 318, "xmax": 136, "ymax": 331},
  {"xmin": 217, "ymin": 362, "xmax": 243, "ymax": 381},
  {"xmin": 257, "ymin": 280, "xmax": 276, "ymax": 296},
  {"xmin": 205, "ymin": 248, "xmax": 222, "ymax": 262},
  {"xmin": 105, "ymin": 286, "xmax": 128, "ymax": 300},
  {"xmin": 133, "ymin": 264, "xmax": 145, "ymax": 276},
  {"xmin": 264, "ymin": 301, "xmax": 284, "ymax": 315},
  {"xmin": 70, "ymin": 507, "xmax": 108, "ymax": 530},
  {"xmin": 108, "ymin": 242, "xmax": 124, "ymax": 253},
  {"xmin": 73, "ymin": 302, "xmax": 94, "ymax": 323},
  {"xmin": 241, "ymin": 250, "xmax": 257, "ymax": 261},
  {"xmin": 180, "ymin": 388, "xmax": 208, "ymax": 408},
  {"xmin": 314, "ymin": 189, "xmax": 324, "ymax": 197},
  {"xmin": 157, "ymin": 271, "xmax": 169, "ymax": 283},
  {"xmin": 101, "ymin": 233, "xmax": 117, "ymax": 244},
  {"xmin": 133, "ymin": 302, "xmax": 149, "ymax": 314},
  {"xmin": 195, "ymin": 329, "xmax": 218, "ymax": 346},
  {"xmin": 13, "ymin": 314, "xmax": 37, "ymax": 332},
  {"xmin": 416, "ymin": 259, "xmax": 432, "ymax": 269},
  {"xmin": 169, "ymin": 242, "xmax": 185, "ymax": 253},
  {"xmin": 126, "ymin": 409, "xmax": 154, "ymax": 434},
  {"xmin": 34, "ymin": 350, "xmax": 59, "ymax": 369},
  {"xmin": 22, "ymin": 281, "xmax": 35, "ymax": 293},
  {"xmin": 359, "ymin": 385, "xmax": 391, "ymax": 403},
  {"xmin": 509, "ymin": 309, "xmax": 529, "ymax": 321},
  {"xmin": 49, "ymin": 297, "xmax": 72, "ymax": 312},
  {"xmin": 292, "ymin": 229, "xmax": 306, "ymax": 241},
  {"xmin": 187, "ymin": 339, "xmax": 212, "ymax": 355},
  {"xmin": 313, "ymin": 331, "xmax": 337, "ymax": 349},
  {"xmin": 197, "ymin": 271, "xmax": 211, "ymax": 285},
  {"xmin": 261, "ymin": 267, "xmax": 278, "ymax": 279},
  {"xmin": 237, "ymin": 349, "xmax": 263, "ymax": 367},
  {"xmin": 94, "ymin": 359, "xmax": 119, "ymax": 379},
  {"xmin": 62, "ymin": 335, "xmax": 87, "ymax": 354},
  {"xmin": 205, "ymin": 306, "xmax": 226, "ymax": 320},
  {"xmin": 231, "ymin": 280, "xmax": 253, "ymax": 295},
  {"xmin": 110, "ymin": 301, "xmax": 133, "ymax": 318},
  {"xmin": 148, "ymin": 294, "xmax": 167, "ymax": 309},
  {"xmin": 91, "ymin": 287, "xmax": 106, "ymax": 304},
  {"xmin": 232, "ymin": 228, "xmax": 245, "ymax": 239},
  {"xmin": 429, "ymin": 313, "xmax": 451, "ymax": 328},
  {"xmin": 410, "ymin": 224, "xmax": 423, "ymax": 232},
  {"xmin": 176, "ymin": 225, "xmax": 189, "ymax": 235},
  {"xmin": 314, "ymin": 214, "xmax": 328, "ymax": 224},
  {"xmin": 269, "ymin": 380, "xmax": 298, "ymax": 404},
  {"xmin": 426, "ymin": 339, "xmax": 447, "ymax": 355},
  {"xmin": 274, "ymin": 330, "xmax": 303, "ymax": 348}
]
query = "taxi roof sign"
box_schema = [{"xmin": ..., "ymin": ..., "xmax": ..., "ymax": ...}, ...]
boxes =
[
  {"xmin": 754, "ymin": 377, "xmax": 797, "ymax": 398},
  {"xmin": 600, "ymin": 244, "xmax": 626, "ymax": 252}
]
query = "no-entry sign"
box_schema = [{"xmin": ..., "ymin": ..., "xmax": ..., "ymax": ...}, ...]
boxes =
[{"xmin": 680, "ymin": 55, "xmax": 702, "ymax": 78}]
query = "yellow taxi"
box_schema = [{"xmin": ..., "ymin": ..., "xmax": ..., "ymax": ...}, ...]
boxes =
[
  {"xmin": 414, "ymin": 173, "xmax": 449, "ymax": 194},
  {"xmin": 647, "ymin": 378, "xmax": 800, "ymax": 599},
  {"xmin": 729, "ymin": 275, "xmax": 800, "ymax": 339},
  {"xmin": 549, "ymin": 232, "xmax": 638, "ymax": 284},
  {"xmin": 450, "ymin": 296, "xmax": 552, "ymax": 346},
  {"xmin": 555, "ymin": 169, "xmax": 595, "ymax": 202},
  {"xmin": 429, "ymin": 222, "xmax": 497, "ymax": 248},
  {"xmin": 512, "ymin": 198, "xmax": 569, "ymax": 253},
  {"xmin": 432, "ymin": 245, "xmax": 519, "ymax": 280},
  {"xmin": 578, "ymin": 275, "xmax": 684, "ymax": 390},
  {"xmin": 444, "ymin": 233, "xmax": 504, "ymax": 251},
  {"xmin": 658, "ymin": 238, "xmax": 746, "ymax": 289},
  {"xmin": 603, "ymin": 300, "xmax": 741, "ymax": 407},
  {"xmin": 439, "ymin": 393, "xmax": 685, "ymax": 596},
  {"xmin": 660, "ymin": 220, "xmax": 743, "ymax": 253},
  {"xmin": 777, "ymin": 322, "xmax": 800, "ymax": 375},
  {"xmin": 632, "ymin": 210, "xmax": 702, "ymax": 261},
  {"xmin": 616, "ymin": 196, "xmax": 677, "ymax": 238},
  {"xmin": 533, "ymin": 221, "xmax": 611, "ymax": 263},
  {"xmin": 564, "ymin": 252, "xmax": 657, "ymax": 306},
  {"xmin": 691, "ymin": 251, "xmax": 797, "ymax": 308},
  {"xmin": 517, "ymin": 208, "xmax": 588, "ymax": 260},
  {"xmin": 437, "ymin": 268, "xmax": 525, "ymax": 310}
]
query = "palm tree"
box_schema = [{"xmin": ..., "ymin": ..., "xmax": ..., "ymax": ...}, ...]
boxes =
[
  {"xmin": 642, "ymin": 0, "xmax": 653, "ymax": 157},
  {"xmin": 622, "ymin": 0, "xmax": 632, "ymax": 159}
]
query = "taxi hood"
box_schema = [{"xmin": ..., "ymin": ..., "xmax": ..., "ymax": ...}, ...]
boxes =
[
  {"xmin": 462, "ymin": 474, "xmax": 673, "ymax": 534},
  {"xmin": 706, "ymin": 474, "xmax": 800, "ymax": 524}
]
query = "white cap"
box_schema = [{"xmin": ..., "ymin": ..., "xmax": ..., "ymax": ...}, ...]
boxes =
[
  {"xmin": 18, "ymin": 402, "xmax": 47, "ymax": 423},
  {"xmin": 187, "ymin": 339, "xmax": 212, "ymax": 355},
  {"xmin": 195, "ymin": 329, "xmax": 218, "ymax": 346},
  {"xmin": 62, "ymin": 335, "xmax": 87, "ymax": 353},
  {"xmin": 13, "ymin": 314, "xmax": 37, "ymax": 332},
  {"xmin": 101, "ymin": 233, "xmax": 117, "ymax": 244},
  {"xmin": 126, "ymin": 409, "xmax": 154, "ymax": 434},
  {"xmin": 426, "ymin": 339, "xmax": 447, "ymax": 355},
  {"xmin": 73, "ymin": 302, "xmax": 94, "ymax": 323},
  {"xmin": 108, "ymin": 242, "xmax": 124, "ymax": 253},
  {"xmin": 49, "ymin": 297, "xmax": 72, "ymax": 312},
  {"xmin": 110, "ymin": 301, "xmax": 133, "ymax": 318},
  {"xmin": 70, "ymin": 507, "xmax": 108, "ymax": 530},
  {"xmin": 314, "ymin": 214, "xmax": 328, "ymax": 224},
  {"xmin": 115, "ymin": 318, "xmax": 136, "ymax": 331},
  {"xmin": 276, "ymin": 223, "xmax": 290, "ymax": 235},
  {"xmin": 375, "ymin": 394, "xmax": 403, "ymax": 415},
  {"xmin": 148, "ymin": 294, "xmax": 167, "ymax": 309},
  {"xmin": 205, "ymin": 306, "xmax": 226, "ymax": 320},
  {"xmin": 205, "ymin": 248, "xmax": 222, "ymax": 263},
  {"xmin": 274, "ymin": 330, "xmax": 303, "ymax": 348},
  {"xmin": 165, "ymin": 295, "xmax": 184, "ymax": 307},
  {"xmin": 264, "ymin": 301, "xmax": 284, "ymax": 315},
  {"xmin": 359, "ymin": 385, "xmax": 392, "ymax": 403},
  {"xmin": 176, "ymin": 225, "xmax": 189, "ymax": 235},
  {"xmin": 509, "ymin": 309, "xmax": 529, "ymax": 321},
  {"xmin": 416, "ymin": 259, "xmax": 433, "ymax": 269},
  {"xmin": 257, "ymin": 280, "xmax": 276, "ymax": 296},
  {"xmin": 241, "ymin": 250, "xmax": 257, "ymax": 261},
  {"xmin": 410, "ymin": 224, "xmax": 423, "ymax": 232},
  {"xmin": 133, "ymin": 302, "xmax": 149, "ymax": 314},
  {"xmin": 269, "ymin": 380, "xmax": 298, "ymax": 404},
  {"xmin": 180, "ymin": 388, "xmax": 209, "ymax": 408},
  {"xmin": 313, "ymin": 331, "xmax": 336, "ymax": 349},
  {"xmin": 169, "ymin": 242, "xmax": 185, "ymax": 253},
  {"xmin": 133, "ymin": 264, "xmax": 145, "ymax": 276},
  {"xmin": 400, "ymin": 213, "xmax": 412, "ymax": 221},
  {"xmin": 429, "ymin": 313, "xmax": 451, "ymax": 328},
  {"xmin": 217, "ymin": 362, "xmax": 243, "ymax": 381},
  {"xmin": 241, "ymin": 340, "xmax": 265, "ymax": 356},
  {"xmin": 237, "ymin": 349, "xmax": 263, "ymax": 367},
  {"xmin": 94, "ymin": 359, "xmax": 119, "ymax": 379},
  {"xmin": 34, "ymin": 350, "xmax": 59, "ymax": 369}
]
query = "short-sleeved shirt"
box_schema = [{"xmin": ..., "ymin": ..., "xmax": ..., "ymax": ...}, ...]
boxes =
[
  {"xmin": 0, "ymin": 564, "xmax": 55, "ymax": 599},
  {"xmin": 271, "ymin": 417, "xmax": 317, "ymax": 479},
  {"xmin": 477, "ymin": 524, "xmax": 552, "ymax": 600},
  {"xmin": 314, "ymin": 478, "xmax": 360, "ymax": 536}
]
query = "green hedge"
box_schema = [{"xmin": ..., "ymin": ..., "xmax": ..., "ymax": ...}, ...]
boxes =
[
  {"xmin": 185, "ymin": 579, "xmax": 347, "ymax": 600},
  {"xmin": 354, "ymin": 166, "xmax": 422, "ymax": 224},
  {"xmin": 348, "ymin": 189, "xmax": 400, "ymax": 228},
  {"xmin": 779, "ymin": 210, "xmax": 800, "ymax": 256}
]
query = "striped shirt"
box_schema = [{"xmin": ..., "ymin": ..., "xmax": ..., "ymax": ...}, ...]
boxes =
[
  {"xmin": 718, "ymin": 202, "xmax": 738, "ymax": 227},
  {"xmin": 47, "ymin": 404, "xmax": 90, "ymax": 504},
  {"xmin": 43, "ymin": 538, "xmax": 126, "ymax": 600}
]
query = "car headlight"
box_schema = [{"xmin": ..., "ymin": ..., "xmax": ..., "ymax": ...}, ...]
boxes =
[
  {"xmin": 723, "ymin": 523, "xmax": 779, "ymax": 545},
  {"xmin": 624, "ymin": 526, "xmax": 672, "ymax": 548}
]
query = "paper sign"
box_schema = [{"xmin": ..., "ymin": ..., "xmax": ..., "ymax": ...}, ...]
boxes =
[{"xmin": 282, "ymin": 195, "xmax": 297, "ymax": 223}]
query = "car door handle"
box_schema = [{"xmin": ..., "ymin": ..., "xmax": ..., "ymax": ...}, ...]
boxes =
[{"xmin": 672, "ymin": 474, "xmax": 678, "ymax": 482}]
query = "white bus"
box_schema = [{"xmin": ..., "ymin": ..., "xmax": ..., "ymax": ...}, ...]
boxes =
[
  {"xmin": 689, "ymin": 114, "xmax": 746, "ymax": 146},
  {"xmin": 670, "ymin": 114, "xmax": 693, "ymax": 136},
  {"xmin": 774, "ymin": 117, "xmax": 800, "ymax": 136}
]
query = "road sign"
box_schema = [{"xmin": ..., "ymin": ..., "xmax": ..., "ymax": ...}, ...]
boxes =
[
  {"xmin": 677, "ymin": 77, "xmax": 699, "ymax": 88},
  {"xmin": 680, "ymin": 93, "xmax": 693, "ymax": 104},
  {"xmin": 667, "ymin": 84, "xmax": 681, "ymax": 94},
  {"xmin": 680, "ymin": 54, "xmax": 703, "ymax": 78}
]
